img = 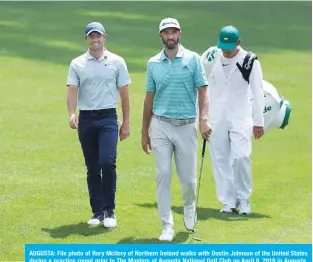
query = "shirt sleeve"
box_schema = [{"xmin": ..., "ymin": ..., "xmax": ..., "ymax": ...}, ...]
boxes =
[
  {"xmin": 250, "ymin": 60, "xmax": 265, "ymax": 127},
  {"xmin": 66, "ymin": 61, "xmax": 80, "ymax": 87},
  {"xmin": 117, "ymin": 58, "xmax": 131, "ymax": 88},
  {"xmin": 193, "ymin": 54, "xmax": 209, "ymax": 88},
  {"xmin": 145, "ymin": 61, "xmax": 156, "ymax": 92}
]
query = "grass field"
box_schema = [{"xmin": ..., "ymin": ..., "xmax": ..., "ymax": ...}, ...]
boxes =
[{"xmin": 0, "ymin": 1, "xmax": 311, "ymax": 260}]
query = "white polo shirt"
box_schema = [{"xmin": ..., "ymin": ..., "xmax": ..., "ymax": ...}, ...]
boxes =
[{"xmin": 67, "ymin": 49, "xmax": 131, "ymax": 110}]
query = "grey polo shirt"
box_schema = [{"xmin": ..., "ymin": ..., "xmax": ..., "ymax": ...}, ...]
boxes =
[{"xmin": 66, "ymin": 49, "xmax": 131, "ymax": 110}]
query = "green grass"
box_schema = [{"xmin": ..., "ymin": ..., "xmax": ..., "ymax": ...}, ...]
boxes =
[{"xmin": 0, "ymin": 1, "xmax": 311, "ymax": 260}]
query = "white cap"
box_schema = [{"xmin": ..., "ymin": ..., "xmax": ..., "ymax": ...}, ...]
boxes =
[{"xmin": 159, "ymin": 18, "xmax": 181, "ymax": 33}]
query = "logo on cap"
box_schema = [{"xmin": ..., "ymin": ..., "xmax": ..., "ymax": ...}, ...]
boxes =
[
  {"xmin": 162, "ymin": 22, "xmax": 177, "ymax": 26},
  {"xmin": 159, "ymin": 18, "xmax": 180, "ymax": 32}
]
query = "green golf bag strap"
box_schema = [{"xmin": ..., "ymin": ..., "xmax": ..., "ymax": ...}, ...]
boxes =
[
  {"xmin": 279, "ymin": 99, "xmax": 292, "ymax": 129},
  {"xmin": 236, "ymin": 51, "xmax": 258, "ymax": 83}
]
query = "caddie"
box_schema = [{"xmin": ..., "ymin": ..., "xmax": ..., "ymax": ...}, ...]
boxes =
[{"xmin": 200, "ymin": 25, "xmax": 291, "ymax": 215}]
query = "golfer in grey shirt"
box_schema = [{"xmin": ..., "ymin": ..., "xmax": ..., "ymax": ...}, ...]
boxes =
[{"xmin": 66, "ymin": 22, "xmax": 131, "ymax": 228}]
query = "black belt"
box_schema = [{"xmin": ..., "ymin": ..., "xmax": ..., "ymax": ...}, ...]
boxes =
[{"xmin": 79, "ymin": 108, "xmax": 116, "ymax": 116}]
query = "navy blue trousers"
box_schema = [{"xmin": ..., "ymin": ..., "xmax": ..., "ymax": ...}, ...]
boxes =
[{"xmin": 78, "ymin": 109, "xmax": 118, "ymax": 216}]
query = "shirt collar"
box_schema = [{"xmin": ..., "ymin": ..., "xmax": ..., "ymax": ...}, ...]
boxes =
[
  {"xmin": 86, "ymin": 49, "xmax": 109, "ymax": 60},
  {"xmin": 160, "ymin": 44, "xmax": 185, "ymax": 60}
]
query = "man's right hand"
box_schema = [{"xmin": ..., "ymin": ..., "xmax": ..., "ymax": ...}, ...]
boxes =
[
  {"xmin": 69, "ymin": 113, "xmax": 78, "ymax": 129},
  {"xmin": 141, "ymin": 132, "xmax": 152, "ymax": 155}
]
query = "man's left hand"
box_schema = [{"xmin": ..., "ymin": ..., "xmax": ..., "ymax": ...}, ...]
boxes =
[
  {"xmin": 119, "ymin": 121, "xmax": 130, "ymax": 141},
  {"xmin": 199, "ymin": 119, "xmax": 212, "ymax": 140},
  {"xmin": 253, "ymin": 126, "xmax": 264, "ymax": 140}
]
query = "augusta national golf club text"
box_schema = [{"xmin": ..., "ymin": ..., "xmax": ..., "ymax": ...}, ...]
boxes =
[{"xmin": 28, "ymin": 249, "xmax": 308, "ymax": 262}]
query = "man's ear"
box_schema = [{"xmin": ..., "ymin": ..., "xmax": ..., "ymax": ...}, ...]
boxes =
[
  {"xmin": 84, "ymin": 36, "xmax": 88, "ymax": 40},
  {"xmin": 103, "ymin": 34, "xmax": 108, "ymax": 40}
]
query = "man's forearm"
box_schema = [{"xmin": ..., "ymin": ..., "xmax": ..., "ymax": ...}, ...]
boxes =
[
  {"xmin": 67, "ymin": 86, "xmax": 78, "ymax": 115},
  {"xmin": 251, "ymin": 88, "xmax": 264, "ymax": 127},
  {"xmin": 121, "ymin": 98, "xmax": 130, "ymax": 124},
  {"xmin": 198, "ymin": 86, "xmax": 209, "ymax": 120},
  {"xmin": 251, "ymin": 78, "xmax": 264, "ymax": 127},
  {"xmin": 119, "ymin": 86, "xmax": 130, "ymax": 124},
  {"xmin": 141, "ymin": 93, "xmax": 154, "ymax": 134},
  {"xmin": 250, "ymin": 62, "xmax": 264, "ymax": 127}
]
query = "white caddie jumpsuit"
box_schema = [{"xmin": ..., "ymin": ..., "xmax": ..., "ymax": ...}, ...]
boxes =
[
  {"xmin": 201, "ymin": 47, "xmax": 264, "ymax": 207},
  {"xmin": 201, "ymin": 47, "xmax": 291, "ymax": 207}
]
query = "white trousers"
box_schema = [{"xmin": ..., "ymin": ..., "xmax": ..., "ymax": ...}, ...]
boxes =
[
  {"xmin": 150, "ymin": 117, "xmax": 198, "ymax": 228},
  {"xmin": 209, "ymin": 121, "xmax": 252, "ymax": 207}
]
